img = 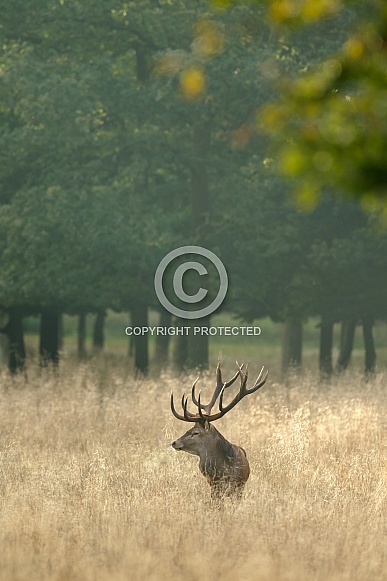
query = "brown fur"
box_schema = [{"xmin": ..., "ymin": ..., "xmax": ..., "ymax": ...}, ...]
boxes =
[{"xmin": 171, "ymin": 421, "xmax": 250, "ymax": 499}]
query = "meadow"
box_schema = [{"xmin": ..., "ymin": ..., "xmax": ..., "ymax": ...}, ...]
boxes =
[{"xmin": 0, "ymin": 358, "xmax": 385, "ymax": 581}]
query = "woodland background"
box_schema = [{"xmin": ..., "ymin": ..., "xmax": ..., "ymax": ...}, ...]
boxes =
[{"xmin": 1, "ymin": 0, "xmax": 387, "ymax": 379}]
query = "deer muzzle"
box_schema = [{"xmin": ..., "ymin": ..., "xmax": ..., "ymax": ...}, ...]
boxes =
[{"xmin": 171, "ymin": 439, "xmax": 184, "ymax": 450}]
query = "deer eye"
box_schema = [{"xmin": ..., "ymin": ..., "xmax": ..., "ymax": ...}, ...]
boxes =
[{"xmin": 191, "ymin": 431, "xmax": 199, "ymax": 437}]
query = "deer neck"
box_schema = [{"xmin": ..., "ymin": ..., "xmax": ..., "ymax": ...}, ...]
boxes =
[{"xmin": 199, "ymin": 426, "xmax": 235, "ymax": 479}]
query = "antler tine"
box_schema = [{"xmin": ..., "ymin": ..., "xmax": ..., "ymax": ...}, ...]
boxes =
[
  {"xmin": 246, "ymin": 366, "xmax": 269, "ymax": 394},
  {"xmin": 198, "ymin": 363, "xmax": 269, "ymax": 422},
  {"xmin": 236, "ymin": 360, "xmax": 248, "ymax": 390},
  {"xmin": 202, "ymin": 359, "xmax": 235, "ymax": 415},
  {"xmin": 170, "ymin": 391, "xmax": 186, "ymax": 421},
  {"xmin": 170, "ymin": 391, "xmax": 200, "ymax": 423},
  {"xmin": 197, "ymin": 391, "xmax": 206, "ymax": 421},
  {"xmin": 203, "ymin": 359, "xmax": 225, "ymax": 414},
  {"xmin": 218, "ymin": 384, "xmax": 227, "ymax": 412},
  {"xmin": 223, "ymin": 363, "xmax": 243, "ymax": 388},
  {"xmin": 191, "ymin": 377, "xmax": 200, "ymax": 406},
  {"xmin": 180, "ymin": 393, "xmax": 198, "ymax": 418},
  {"xmin": 183, "ymin": 395, "xmax": 194, "ymax": 421},
  {"xmin": 191, "ymin": 361, "xmax": 239, "ymax": 415},
  {"xmin": 223, "ymin": 365, "xmax": 268, "ymax": 412},
  {"xmin": 216, "ymin": 358, "xmax": 222, "ymax": 385}
]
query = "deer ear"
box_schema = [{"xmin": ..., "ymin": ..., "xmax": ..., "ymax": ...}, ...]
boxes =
[{"xmin": 204, "ymin": 420, "xmax": 211, "ymax": 432}]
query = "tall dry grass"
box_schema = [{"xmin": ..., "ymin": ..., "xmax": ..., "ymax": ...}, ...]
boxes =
[{"xmin": 0, "ymin": 361, "xmax": 385, "ymax": 581}]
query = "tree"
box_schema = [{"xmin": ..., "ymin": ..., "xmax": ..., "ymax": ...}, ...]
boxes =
[
  {"xmin": 0, "ymin": 0, "xmax": 187, "ymax": 370},
  {"xmin": 240, "ymin": 0, "xmax": 387, "ymax": 208}
]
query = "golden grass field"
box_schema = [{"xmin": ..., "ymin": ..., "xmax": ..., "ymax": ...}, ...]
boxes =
[{"xmin": 0, "ymin": 359, "xmax": 385, "ymax": 581}]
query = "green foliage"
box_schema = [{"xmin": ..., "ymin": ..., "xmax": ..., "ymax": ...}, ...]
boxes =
[
  {"xmin": 0, "ymin": 0, "xmax": 193, "ymax": 314},
  {"xmin": 0, "ymin": 0, "xmax": 294, "ymax": 318},
  {"xmin": 237, "ymin": 0, "xmax": 387, "ymax": 207},
  {"xmin": 1, "ymin": 0, "xmax": 387, "ymax": 338}
]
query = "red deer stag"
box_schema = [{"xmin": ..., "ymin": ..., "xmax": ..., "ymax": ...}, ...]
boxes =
[{"xmin": 171, "ymin": 361, "xmax": 268, "ymax": 500}]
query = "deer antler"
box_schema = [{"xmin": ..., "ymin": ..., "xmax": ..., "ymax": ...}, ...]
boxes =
[
  {"xmin": 191, "ymin": 360, "xmax": 242, "ymax": 414},
  {"xmin": 170, "ymin": 361, "xmax": 268, "ymax": 423}
]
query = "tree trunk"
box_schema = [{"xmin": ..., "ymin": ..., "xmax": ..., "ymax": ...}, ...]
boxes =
[
  {"xmin": 130, "ymin": 304, "xmax": 148, "ymax": 376},
  {"xmin": 1, "ymin": 310, "xmax": 26, "ymax": 373},
  {"xmin": 93, "ymin": 310, "xmax": 105, "ymax": 351},
  {"xmin": 187, "ymin": 317, "xmax": 210, "ymax": 370},
  {"xmin": 319, "ymin": 318, "xmax": 334, "ymax": 379},
  {"xmin": 336, "ymin": 318, "xmax": 357, "ymax": 372},
  {"xmin": 362, "ymin": 316, "xmax": 376, "ymax": 376},
  {"xmin": 281, "ymin": 319, "xmax": 303, "ymax": 376},
  {"xmin": 78, "ymin": 313, "xmax": 86, "ymax": 360},
  {"xmin": 154, "ymin": 309, "xmax": 172, "ymax": 370},
  {"xmin": 128, "ymin": 310, "xmax": 134, "ymax": 358},
  {"xmin": 57, "ymin": 314, "xmax": 64, "ymax": 351},
  {"xmin": 0, "ymin": 331, "xmax": 8, "ymax": 368},
  {"xmin": 173, "ymin": 319, "xmax": 189, "ymax": 372},
  {"xmin": 40, "ymin": 310, "xmax": 60, "ymax": 366}
]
